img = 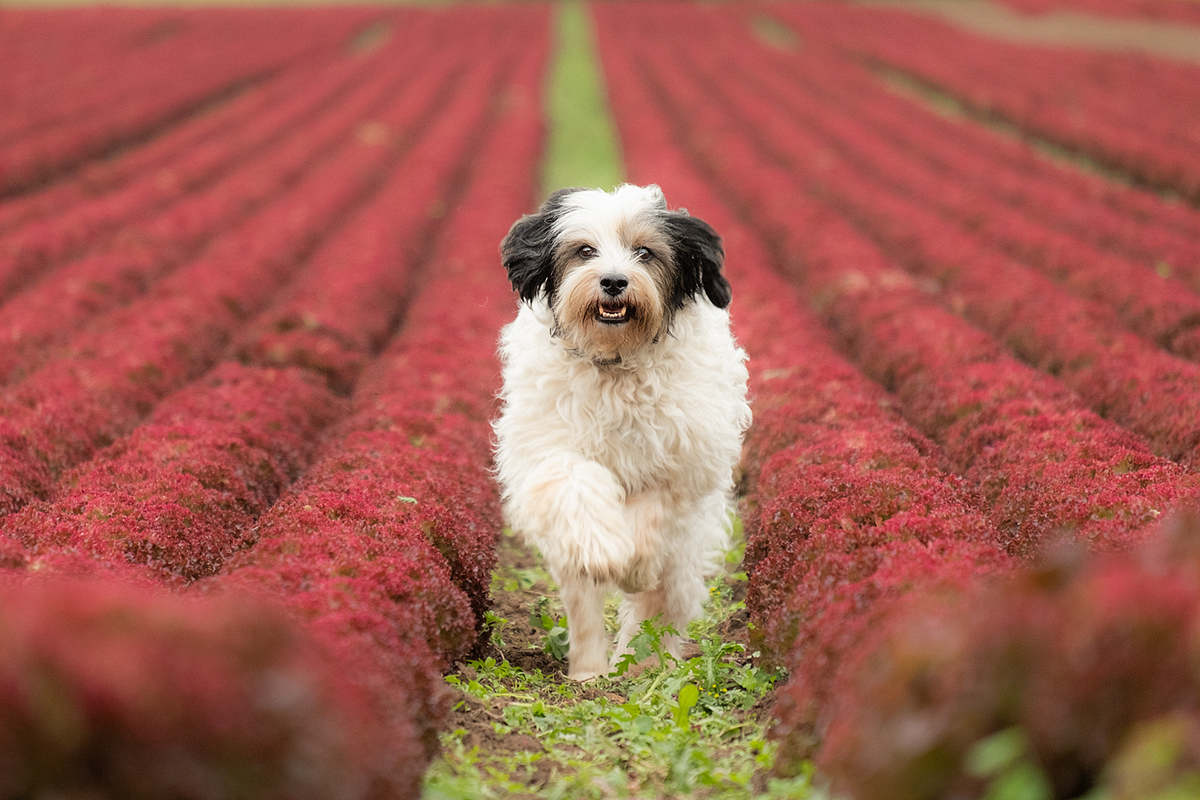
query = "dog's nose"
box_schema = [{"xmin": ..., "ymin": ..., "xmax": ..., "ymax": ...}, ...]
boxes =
[{"xmin": 600, "ymin": 274, "xmax": 628, "ymax": 296}]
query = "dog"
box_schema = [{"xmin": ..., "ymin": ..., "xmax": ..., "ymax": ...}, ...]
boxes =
[{"xmin": 493, "ymin": 184, "xmax": 751, "ymax": 680}]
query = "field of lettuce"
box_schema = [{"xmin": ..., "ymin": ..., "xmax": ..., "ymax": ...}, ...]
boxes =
[{"xmin": 2, "ymin": 1, "xmax": 1200, "ymax": 797}]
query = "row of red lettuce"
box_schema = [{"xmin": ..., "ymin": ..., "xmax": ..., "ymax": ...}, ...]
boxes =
[
  {"xmin": 996, "ymin": 0, "xmax": 1200, "ymax": 27},
  {"xmin": 0, "ymin": 7, "xmax": 547, "ymax": 797},
  {"xmin": 0, "ymin": 12, "xmax": 452, "ymax": 385},
  {"xmin": 595, "ymin": 3, "xmax": 1200, "ymax": 797},
  {"xmin": 0, "ymin": 7, "xmax": 385, "ymax": 199},
  {"xmin": 767, "ymin": 1, "xmax": 1200, "ymax": 203},
  {"xmin": 720, "ymin": 35, "xmax": 1200, "ymax": 360},
  {"xmin": 0, "ymin": 9, "xmax": 501, "ymax": 520},
  {"xmin": 693, "ymin": 16, "xmax": 1200, "ymax": 468}
]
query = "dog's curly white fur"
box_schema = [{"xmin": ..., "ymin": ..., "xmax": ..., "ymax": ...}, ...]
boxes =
[{"xmin": 493, "ymin": 185, "xmax": 751, "ymax": 680}]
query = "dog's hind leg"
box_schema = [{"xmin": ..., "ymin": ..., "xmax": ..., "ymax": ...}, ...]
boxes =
[
  {"xmin": 612, "ymin": 559, "xmax": 707, "ymax": 669},
  {"xmin": 558, "ymin": 576, "xmax": 608, "ymax": 681}
]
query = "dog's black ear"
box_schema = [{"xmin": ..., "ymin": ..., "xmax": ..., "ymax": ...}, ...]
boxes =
[
  {"xmin": 664, "ymin": 211, "xmax": 731, "ymax": 309},
  {"xmin": 501, "ymin": 188, "xmax": 580, "ymax": 302}
]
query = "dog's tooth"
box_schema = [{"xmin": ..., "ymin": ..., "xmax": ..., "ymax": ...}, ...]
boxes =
[{"xmin": 597, "ymin": 304, "xmax": 628, "ymax": 321}]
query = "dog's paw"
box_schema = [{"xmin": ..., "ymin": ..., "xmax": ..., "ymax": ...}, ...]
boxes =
[
  {"xmin": 614, "ymin": 492, "xmax": 667, "ymax": 593},
  {"xmin": 568, "ymin": 669, "xmax": 602, "ymax": 683},
  {"xmin": 555, "ymin": 522, "xmax": 637, "ymax": 586},
  {"xmin": 520, "ymin": 458, "xmax": 638, "ymax": 584}
]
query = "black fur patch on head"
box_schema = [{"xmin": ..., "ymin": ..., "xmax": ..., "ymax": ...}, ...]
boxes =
[
  {"xmin": 661, "ymin": 211, "xmax": 731, "ymax": 309},
  {"xmin": 500, "ymin": 187, "xmax": 580, "ymax": 302}
]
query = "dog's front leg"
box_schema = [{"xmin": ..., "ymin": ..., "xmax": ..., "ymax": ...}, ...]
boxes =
[
  {"xmin": 616, "ymin": 490, "xmax": 667, "ymax": 595},
  {"xmin": 508, "ymin": 454, "xmax": 634, "ymax": 680}
]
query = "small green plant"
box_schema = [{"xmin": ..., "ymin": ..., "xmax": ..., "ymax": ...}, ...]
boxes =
[
  {"xmin": 966, "ymin": 727, "xmax": 1052, "ymax": 800},
  {"xmin": 426, "ymin": 605, "xmax": 815, "ymax": 798},
  {"xmin": 529, "ymin": 596, "xmax": 570, "ymax": 661},
  {"xmin": 612, "ymin": 617, "xmax": 682, "ymax": 677},
  {"xmin": 615, "ymin": 617, "xmax": 781, "ymax": 719},
  {"xmin": 482, "ymin": 610, "xmax": 507, "ymax": 650},
  {"xmin": 501, "ymin": 566, "xmax": 542, "ymax": 593}
]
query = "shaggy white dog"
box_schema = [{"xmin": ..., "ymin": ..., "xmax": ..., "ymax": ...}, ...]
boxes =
[{"xmin": 493, "ymin": 184, "xmax": 751, "ymax": 681}]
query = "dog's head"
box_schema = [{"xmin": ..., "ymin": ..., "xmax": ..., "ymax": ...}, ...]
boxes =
[{"xmin": 500, "ymin": 184, "xmax": 730, "ymax": 362}]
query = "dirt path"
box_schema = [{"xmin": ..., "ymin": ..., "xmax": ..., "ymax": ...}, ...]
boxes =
[{"xmin": 866, "ymin": 0, "xmax": 1200, "ymax": 63}]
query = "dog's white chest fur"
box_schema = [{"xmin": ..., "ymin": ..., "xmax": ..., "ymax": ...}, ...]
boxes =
[
  {"xmin": 557, "ymin": 363, "xmax": 679, "ymax": 494},
  {"xmin": 496, "ymin": 301, "xmax": 746, "ymax": 503}
]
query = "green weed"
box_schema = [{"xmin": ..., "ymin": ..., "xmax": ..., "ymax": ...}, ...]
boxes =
[
  {"xmin": 530, "ymin": 596, "xmax": 570, "ymax": 662},
  {"xmin": 483, "ymin": 611, "xmax": 508, "ymax": 651},
  {"xmin": 426, "ymin": 614, "xmax": 820, "ymax": 799}
]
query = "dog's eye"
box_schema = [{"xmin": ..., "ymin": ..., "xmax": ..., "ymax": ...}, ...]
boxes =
[
  {"xmin": 578, "ymin": 245, "xmax": 597, "ymax": 259},
  {"xmin": 634, "ymin": 247, "xmax": 653, "ymax": 262}
]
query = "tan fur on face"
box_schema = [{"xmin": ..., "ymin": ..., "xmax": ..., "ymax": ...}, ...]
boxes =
[
  {"xmin": 554, "ymin": 258, "xmax": 663, "ymax": 360},
  {"xmin": 550, "ymin": 202, "xmax": 677, "ymax": 362}
]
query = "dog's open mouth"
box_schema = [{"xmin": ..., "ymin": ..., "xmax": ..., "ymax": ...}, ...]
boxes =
[{"xmin": 596, "ymin": 302, "xmax": 632, "ymax": 324}]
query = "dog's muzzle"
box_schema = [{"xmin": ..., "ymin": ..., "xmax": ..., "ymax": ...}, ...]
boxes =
[{"xmin": 597, "ymin": 274, "xmax": 632, "ymax": 324}]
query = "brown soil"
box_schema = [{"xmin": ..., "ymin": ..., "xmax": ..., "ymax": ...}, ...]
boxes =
[
  {"xmin": 440, "ymin": 533, "xmax": 577, "ymax": 794},
  {"xmin": 866, "ymin": 0, "xmax": 1200, "ymax": 63}
]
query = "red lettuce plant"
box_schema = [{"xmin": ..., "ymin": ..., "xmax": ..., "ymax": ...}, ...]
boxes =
[
  {"xmin": 815, "ymin": 514, "xmax": 1200, "ymax": 799},
  {"xmin": 5, "ymin": 364, "xmax": 339, "ymax": 583},
  {"xmin": 0, "ymin": 577, "xmax": 416, "ymax": 799}
]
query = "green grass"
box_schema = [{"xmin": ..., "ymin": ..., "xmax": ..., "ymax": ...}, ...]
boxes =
[
  {"xmin": 541, "ymin": 0, "xmax": 625, "ymax": 197},
  {"xmin": 422, "ymin": 524, "xmax": 824, "ymax": 799}
]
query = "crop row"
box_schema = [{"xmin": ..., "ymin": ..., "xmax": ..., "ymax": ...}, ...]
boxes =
[
  {"xmin": 0, "ymin": 6, "xmax": 548, "ymax": 796},
  {"xmin": 0, "ymin": 52, "xmax": 305, "ymax": 239},
  {"xmin": 0, "ymin": 12, "xmax": 464, "ymax": 388},
  {"xmin": 3, "ymin": 23, "xmax": 516, "ymax": 583},
  {"xmin": 716, "ymin": 36, "xmax": 1200, "ymax": 350},
  {"xmin": 0, "ymin": 8, "xmax": 499, "ymax": 520},
  {"xmin": 0, "ymin": 8, "xmax": 398, "ymax": 240},
  {"xmin": 0, "ymin": 10, "xmax": 438, "ymax": 305},
  {"xmin": 595, "ymin": 0, "xmax": 1200, "ymax": 793},
  {"xmin": 765, "ymin": 1, "xmax": 1200, "ymax": 202},
  {"xmin": 694, "ymin": 14, "xmax": 1200, "ymax": 468},
  {"xmin": 0, "ymin": 7, "xmax": 386, "ymax": 199},
  {"xmin": 813, "ymin": 515, "xmax": 1200, "ymax": 800},
  {"xmin": 796, "ymin": 53, "xmax": 1200, "ymax": 283}
]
